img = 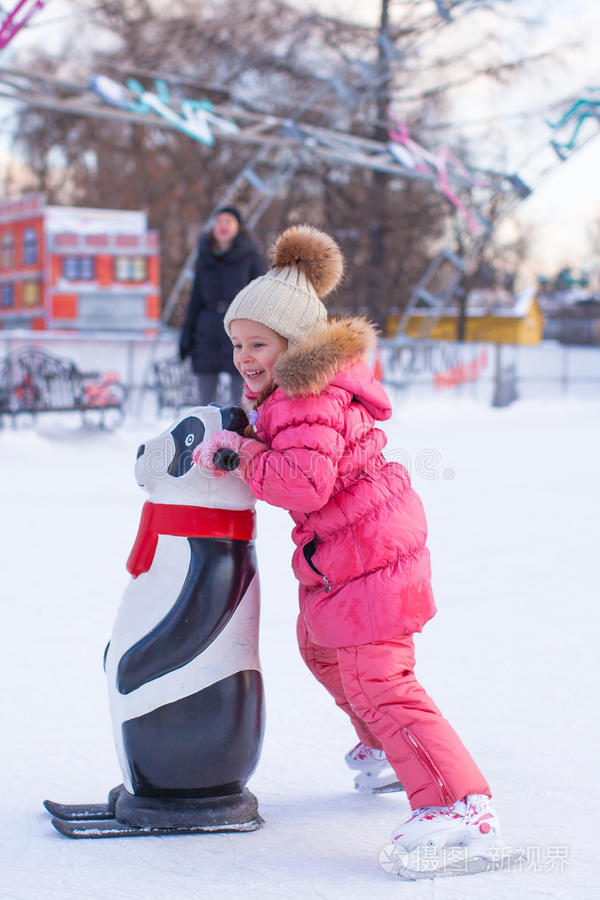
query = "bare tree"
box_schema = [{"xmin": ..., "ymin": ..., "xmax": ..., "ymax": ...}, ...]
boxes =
[
  {"xmin": 587, "ymin": 215, "xmax": 600, "ymax": 260},
  {"xmin": 7, "ymin": 0, "xmax": 555, "ymax": 323}
]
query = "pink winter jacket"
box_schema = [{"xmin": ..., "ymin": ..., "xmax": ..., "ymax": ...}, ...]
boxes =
[{"xmin": 244, "ymin": 318, "xmax": 436, "ymax": 648}]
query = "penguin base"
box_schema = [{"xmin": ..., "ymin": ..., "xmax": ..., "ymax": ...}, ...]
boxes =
[{"xmin": 111, "ymin": 784, "xmax": 263, "ymax": 830}]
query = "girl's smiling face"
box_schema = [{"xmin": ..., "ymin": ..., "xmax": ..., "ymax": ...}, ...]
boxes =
[{"xmin": 230, "ymin": 319, "xmax": 288, "ymax": 394}]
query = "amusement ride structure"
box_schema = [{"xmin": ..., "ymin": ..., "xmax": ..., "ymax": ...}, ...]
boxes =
[{"xmin": 0, "ymin": 0, "xmax": 598, "ymax": 336}]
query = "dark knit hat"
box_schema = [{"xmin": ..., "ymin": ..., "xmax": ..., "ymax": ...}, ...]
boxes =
[{"xmin": 215, "ymin": 206, "xmax": 243, "ymax": 226}]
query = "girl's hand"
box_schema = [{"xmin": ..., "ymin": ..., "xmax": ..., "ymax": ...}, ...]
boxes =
[{"xmin": 193, "ymin": 430, "xmax": 266, "ymax": 478}]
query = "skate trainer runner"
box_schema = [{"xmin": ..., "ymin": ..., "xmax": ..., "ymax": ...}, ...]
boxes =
[{"xmin": 196, "ymin": 224, "xmax": 508, "ymax": 876}]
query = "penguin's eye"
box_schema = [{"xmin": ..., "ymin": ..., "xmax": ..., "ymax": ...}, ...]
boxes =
[{"xmin": 168, "ymin": 416, "xmax": 205, "ymax": 478}]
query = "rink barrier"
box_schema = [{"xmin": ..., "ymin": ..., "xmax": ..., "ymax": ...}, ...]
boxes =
[
  {"xmin": 380, "ymin": 338, "xmax": 600, "ymax": 404},
  {"xmin": 1, "ymin": 331, "xmax": 599, "ymax": 420},
  {"xmin": 0, "ymin": 344, "xmax": 127, "ymax": 428},
  {"xmin": 153, "ymin": 355, "xmax": 203, "ymax": 415}
]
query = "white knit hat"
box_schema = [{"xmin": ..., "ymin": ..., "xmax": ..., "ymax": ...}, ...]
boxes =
[{"xmin": 224, "ymin": 225, "xmax": 344, "ymax": 343}]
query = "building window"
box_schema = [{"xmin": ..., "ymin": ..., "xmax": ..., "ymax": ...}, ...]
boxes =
[
  {"xmin": 23, "ymin": 227, "xmax": 39, "ymax": 265},
  {"xmin": 114, "ymin": 255, "xmax": 148, "ymax": 282},
  {"xmin": 1, "ymin": 231, "xmax": 15, "ymax": 269},
  {"xmin": 63, "ymin": 256, "xmax": 96, "ymax": 280},
  {"xmin": 22, "ymin": 280, "xmax": 41, "ymax": 308},
  {"xmin": 1, "ymin": 282, "xmax": 15, "ymax": 308}
]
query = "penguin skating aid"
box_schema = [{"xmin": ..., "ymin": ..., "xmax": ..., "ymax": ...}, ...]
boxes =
[{"xmin": 44, "ymin": 404, "xmax": 265, "ymax": 838}]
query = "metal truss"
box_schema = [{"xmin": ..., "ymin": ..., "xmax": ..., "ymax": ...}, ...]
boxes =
[
  {"xmin": 0, "ymin": 66, "xmax": 451, "ymax": 185},
  {"xmin": 0, "ymin": 63, "xmax": 559, "ymax": 338},
  {"xmin": 397, "ymin": 126, "xmax": 600, "ymax": 339},
  {"xmin": 0, "ymin": 64, "xmax": 497, "ymax": 330}
]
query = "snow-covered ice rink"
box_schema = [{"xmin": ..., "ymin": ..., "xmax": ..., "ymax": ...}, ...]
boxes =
[{"xmin": 1, "ymin": 392, "xmax": 598, "ymax": 899}]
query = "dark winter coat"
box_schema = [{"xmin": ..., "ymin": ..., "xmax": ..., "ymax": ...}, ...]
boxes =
[{"xmin": 179, "ymin": 231, "xmax": 266, "ymax": 374}]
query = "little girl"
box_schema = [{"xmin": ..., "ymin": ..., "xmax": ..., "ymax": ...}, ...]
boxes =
[{"xmin": 196, "ymin": 225, "xmax": 503, "ymax": 864}]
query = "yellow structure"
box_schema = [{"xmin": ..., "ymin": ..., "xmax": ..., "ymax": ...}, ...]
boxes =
[{"xmin": 392, "ymin": 289, "xmax": 545, "ymax": 345}]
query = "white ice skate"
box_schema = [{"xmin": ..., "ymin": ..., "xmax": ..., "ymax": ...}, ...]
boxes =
[
  {"xmin": 385, "ymin": 794, "xmax": 524, "ymax": 879},
  {"xmin": 344, "ymin": 742, "xmax": 404, "ymax": 794}
]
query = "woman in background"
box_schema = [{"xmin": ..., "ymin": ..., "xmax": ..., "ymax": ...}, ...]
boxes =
[{"xmin": 179, "ymin": 206, "xmax": 266, "ymax": 404}]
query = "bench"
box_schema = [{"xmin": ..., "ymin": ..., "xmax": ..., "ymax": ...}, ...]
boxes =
[{"xmin": 0, "ymin": 346, "xmax": 127, "ymax": 428}]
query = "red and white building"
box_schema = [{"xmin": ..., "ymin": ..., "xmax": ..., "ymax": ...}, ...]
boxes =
[{"xmin": 0, "ymin": 193, "xmax": 161, "ymax": 331}]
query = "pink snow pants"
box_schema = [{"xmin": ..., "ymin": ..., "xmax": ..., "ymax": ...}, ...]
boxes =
[{"xmin": 297, "ymin": 616, "xmax": 490, "ymax": 810}]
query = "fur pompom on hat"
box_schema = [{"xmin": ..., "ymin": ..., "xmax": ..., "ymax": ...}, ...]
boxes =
[{"xmin": 224, "ymin": 225, "xmax": 344, "ymax": 343}]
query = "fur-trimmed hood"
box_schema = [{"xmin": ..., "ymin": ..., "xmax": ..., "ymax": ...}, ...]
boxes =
[{"xmin": 273, "ymin": 317, "xmax": 391, "ymax": 420}]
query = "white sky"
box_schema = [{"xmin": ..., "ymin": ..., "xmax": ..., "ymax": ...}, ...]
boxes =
[
  {"xmin": 309, "ymin": 0, "xmax": 600, "ymax": 273},
  {"xmin": 2, "ymin": 0, "xmax": 599, "ymax": 274}
]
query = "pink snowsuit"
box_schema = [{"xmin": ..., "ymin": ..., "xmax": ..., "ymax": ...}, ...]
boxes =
[{"xmin": 243, "ymin": 318, "xmax": 490, "ymax": 808}]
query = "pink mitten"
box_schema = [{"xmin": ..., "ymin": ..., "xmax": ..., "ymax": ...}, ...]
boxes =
[{"xmin": 193, "ymin": 429, "xmax": 265, "ymax": 478}]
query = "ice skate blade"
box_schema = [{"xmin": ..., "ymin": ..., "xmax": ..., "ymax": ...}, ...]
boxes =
[
  {"xmin": 44, "ymin": 799, "xmax": 112, "ymax": 821},
  {"xmin": 51, "ymin": 815, "xmax": 264, "ymax": 839},
  {"xmin": 354, "ymin": 779, "xmax": 404, "ymax": 794},
  {"xmin": 379, "ymin": 843, "xmax": 525, "ymax": 880},
  {"xmin": 353, "ymin": 769, "xmax": 404, "ymax": 794}
]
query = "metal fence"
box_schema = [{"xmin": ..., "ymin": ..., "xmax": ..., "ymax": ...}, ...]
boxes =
[
  {"xmin": 380, "ymin": 338, "xmax": 600, "ymax": 405},
  {"xmin": 0, "ymin": 329, "xmax": 179, "ymax": 417},
  {"xmin": 1, "ymin": 331, "xmax": 599, "ymax": 422}
]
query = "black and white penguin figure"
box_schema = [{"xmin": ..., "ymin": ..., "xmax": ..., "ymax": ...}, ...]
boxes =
[{"xmin": 102, "ymin": 404, "xmax": 264, "ymax": 829}]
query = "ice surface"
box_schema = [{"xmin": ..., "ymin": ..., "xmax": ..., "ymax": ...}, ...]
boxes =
[{"xmin": 1, "ymin": 394, "xmax": 598, "ymax": 899}]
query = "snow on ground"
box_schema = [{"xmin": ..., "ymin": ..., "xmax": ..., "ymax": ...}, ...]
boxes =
[{"xmin": 1, "ymin": 393, "xmax": 599, "ymax": 899}]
